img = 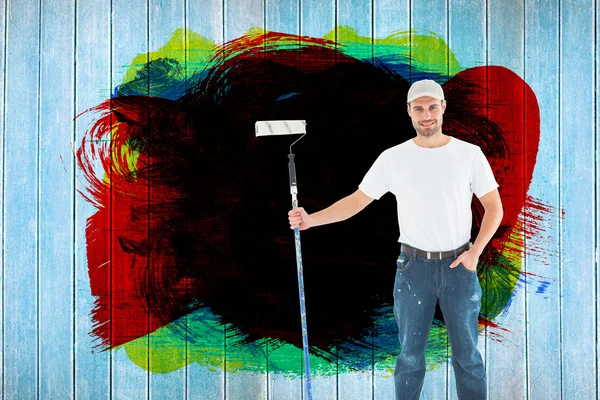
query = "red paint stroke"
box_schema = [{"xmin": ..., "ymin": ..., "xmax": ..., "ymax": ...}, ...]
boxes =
[
  {"xmin": 77, "ymin": 33, "xmax": 355, "ymax": 350},
  {"xmin": 77, "ymin": 96, "xmax": 196, "ymax": 348},
  {"xmin": 444, "ymin": 66, "xmax": 540, "ymax": 262},
  {"xmin": 479, "ymin": 318, "xmax": 511, "ymax": 343}
]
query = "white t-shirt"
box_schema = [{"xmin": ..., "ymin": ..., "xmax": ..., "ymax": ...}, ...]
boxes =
[{"xmin": 358, "ymin": 136, "xmax": 499, "ymax": 251}]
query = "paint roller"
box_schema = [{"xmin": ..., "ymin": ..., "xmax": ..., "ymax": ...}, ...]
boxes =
[{"xmin": 255, "ymin": 120, "xmax": 312, "ymax": 400}]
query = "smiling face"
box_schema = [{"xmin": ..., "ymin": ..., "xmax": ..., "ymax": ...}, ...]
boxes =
[{"xmin": 407, "ymin": 96, "xmax": 446, "ymax": 137}]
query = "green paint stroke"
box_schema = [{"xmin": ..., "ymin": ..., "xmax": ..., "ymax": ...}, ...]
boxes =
[
  {"xmin": 121, "ymin": 311, "xmax": 458, "ymax": 376},
  {"xmin": 123, "ymin": 27, "xmax": 216, "ymax": 84},
  {"xmin": 324, "ymin": 26, "xmax": 462, "ymax": 80},
  {"xmin": 122, "ymin": 306, "xmax": 333, "ymax": 376},
  {"xmin": 120, "ymin": 26, "xmax": 461, "ymax": 94}
]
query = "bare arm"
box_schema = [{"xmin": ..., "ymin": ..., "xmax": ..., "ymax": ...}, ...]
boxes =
[
  {"xmin": 288, "ymin": 189, "xmax": 374, "ymax": 230},
  {"xmin": 450, "ymin": 188, "xmax": 503, "ymax": 270},
  {"xmin": 470, "ymin": 188, "xmax": 504, "ymax": 256}
]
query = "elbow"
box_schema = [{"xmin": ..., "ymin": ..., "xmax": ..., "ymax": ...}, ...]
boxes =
[
  {"xmin": 352, "ymin": 189, "xmax": 375, "ymax": 212},
  {"xmin": 486, "ymin": 205, "xmax": 504, "ymax": 223}
]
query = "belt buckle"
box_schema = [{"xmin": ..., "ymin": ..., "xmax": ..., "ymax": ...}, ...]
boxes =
[{"xmin": 426, "ymin": 251, "xmax": 443, "ymax": 260}]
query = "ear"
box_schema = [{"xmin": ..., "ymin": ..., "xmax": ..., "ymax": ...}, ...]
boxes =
[
  {"xmin": 441, "ymin": 100, "xmax": 447, "ymax": 113},
  {"xmin": 406, "ymin": 103, "xmax": 411, "ymax": 116}
]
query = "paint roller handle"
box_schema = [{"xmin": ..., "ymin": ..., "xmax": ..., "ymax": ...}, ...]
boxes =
[
  {"xmin": 288, "ymin": 153, "xmax": 298, "ymax": 195},
  {"xmin": 288, "ymin": 153, "xmax": 314, "ymax": 230},
  {"xmin": 288, "ymin": 153, "xmax": 301, "ymax": 211}
]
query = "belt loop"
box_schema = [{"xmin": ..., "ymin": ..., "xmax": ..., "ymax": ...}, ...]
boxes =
[
  {"xmin": 453, "ymin": 248, "xmax": 457, "ymax": 258},
  {"xmin": 413, "ymin": 247, "xmax": 416, "ymax": 257}
]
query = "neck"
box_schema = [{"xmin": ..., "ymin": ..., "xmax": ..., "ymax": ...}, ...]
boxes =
[{"xmin": 412, "ymin": 131, "xmax": 450, "ymax": 148}]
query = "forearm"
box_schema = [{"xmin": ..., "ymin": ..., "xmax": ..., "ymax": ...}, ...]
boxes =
[
  {"xmin": 309, "ymin": 195, "xmax": 363, "ymax": 227},
  {"xmin": 471, "ymin": 207, "xmax": 503, "ymax": 256}
]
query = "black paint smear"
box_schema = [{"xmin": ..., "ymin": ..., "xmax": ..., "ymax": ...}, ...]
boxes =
[{"xmin": 110, "ymin": 40, "xmax": 506, "ymax": 362}]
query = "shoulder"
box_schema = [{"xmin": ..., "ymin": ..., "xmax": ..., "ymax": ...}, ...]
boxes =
[
  {"xmin": 451, "ymin": 138, "xmax": 487, "ymax": 167},
  {"xmin": 381, "ymin": 139, "xmax": 413, "ymax": 157},
  {"xmin": 451, "ymin": 137, "xmax": 480, "ymax": 154}
]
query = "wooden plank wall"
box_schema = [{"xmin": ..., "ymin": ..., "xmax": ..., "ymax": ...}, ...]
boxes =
[{"xmin": 1, "ymin": 0, "xmax": 597, "ymax": 398}]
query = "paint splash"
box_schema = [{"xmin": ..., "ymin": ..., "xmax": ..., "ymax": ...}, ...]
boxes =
[{"xmin": 77, "ymin": 27, "xmax": 546, "ymax": 375}]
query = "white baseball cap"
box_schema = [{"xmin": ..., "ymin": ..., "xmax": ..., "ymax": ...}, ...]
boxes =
[{"xmin": 407, "ymin": 79, "xmax": 445, "ymax": 103}]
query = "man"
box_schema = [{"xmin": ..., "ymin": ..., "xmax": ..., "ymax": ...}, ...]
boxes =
[{"xmin": 288, "ymin": 79, "xmax": 503, "ymax": 399}]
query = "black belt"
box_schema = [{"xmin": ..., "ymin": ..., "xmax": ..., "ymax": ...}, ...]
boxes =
[{"xmin": 400, "ymin": 242, "xmax": 472, "ymax": 260}]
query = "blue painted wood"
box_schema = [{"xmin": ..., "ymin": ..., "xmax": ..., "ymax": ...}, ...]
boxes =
[
  {"xmin": 0, "ymin": 0, "xmax": 6, "ymax": 396},
  {"xmin": 147, "ymin": 1, "xmax": 187, "ymax": 397},
  {"xmin": 266, "ymin": 0, "xmax": 298, "ymax": 34},
  {"xmin": 339, "ymin": 0, "xmax": 371, "ymax": 38},
  {"xmin": 0, "ymin": 1, "xmax": 598, "ymax": 399},
  {"xmin": 269, "ymin": 373, "xmax": 303, "ymax": 400},
  {"xmin": 372, "ymin": 2, "xmax": 409, "ymax": 398},
  {"xmin": 448, "ymin": 0, "xmax": 485, "ymax": 71},
  {"xmin": 109, "ymin": 0, "xmax": 151, "ymax": 398},
  {"xmin": 188, "ymin": 0, "xmax": 223, "ymax": 41},
  {"xmin": 264, "ymin": 2, "xmax": 302, "ymax": 399},
  {"xmin": 594, "ymin": 2, "xmax": 600, "ymax": 392},
  {"xmin": 74, "ymin": 0, "xmax": 112, "ymax": 398},
  {"xmin": 447, "ymin": 1, "xmax": 486, "ymax": 399},
  {"xmin": 559, "ymin": 0, "xmax": 597, "ymax": 398},
  {"xmin": 186, "ymin": 1, "xmax": 226, "ymax": 398},
  {"xmin": 298, "ymin": 1, "xmax": 338, "ymax": 399},
  {"xmin": 225, "ymin": 0, "xmax": 264, "ymax": 41},
  {"xmin": 596, "ymin": 0, "xmax": 600, "ymax": 397},
  {"xmin": 337, "ymin": 2, "xmax": 373, "ymax": 399},
  {"xmin": 147, "ymin": 2, "xmax": 188, "ymax": 398},
  {"xmin": 3, "ymin": 0, "xmax": 41, "ymax": 397},
  {"xmin": 486, "ymin": 1, "xmax": 528, "ymax": 399},
  {"xmin": 411, "ymin": 0, "xmax": 449, "ymax": 89},
  {"xmin": 300, "ymin": 0, "xmax": 334, "ymax": 39},
  {"xmin": 523, "ymin": 0, "xmax": 562, "ymax": 398},
  {"xmin": 224, "ymin": 0, "xmax": 268, "ymax": 398},
  {"xmin": 410, "ymin": 1, "xmax": 451, "ymax": 399},
  {"xmin": 39, "ymin": 0, "xmax": 76, "ymax": 398},
  {"xmin": 373, "ymin": 0, "xmax": 409, "ymax": 39}
]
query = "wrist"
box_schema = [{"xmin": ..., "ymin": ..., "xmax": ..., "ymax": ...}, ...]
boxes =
[
  {"xmin": 306, "ymin": 213, "xmax": 318, "ymax": 228},
  {"xmin": 470, "ymin": 243, "xmax": 484, "ymax": 256}
]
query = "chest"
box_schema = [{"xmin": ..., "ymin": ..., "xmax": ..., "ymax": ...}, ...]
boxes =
[{"xmin": 388, "ymin": 153, "xmax": 471, "ymax": 195}]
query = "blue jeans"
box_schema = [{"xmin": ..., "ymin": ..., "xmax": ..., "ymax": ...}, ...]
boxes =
[{"xmin": 393, "ymin": 242, "xmax": 486, "ymax": 400}]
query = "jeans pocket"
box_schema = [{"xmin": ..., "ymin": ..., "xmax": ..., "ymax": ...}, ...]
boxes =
[
  {"xmin": 459, "ymin": 262, "xmax": 477, "ymax": 274},
  {"xmin": 396, "ymin": 253, "xmax": 414, "ymax": 271}
]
